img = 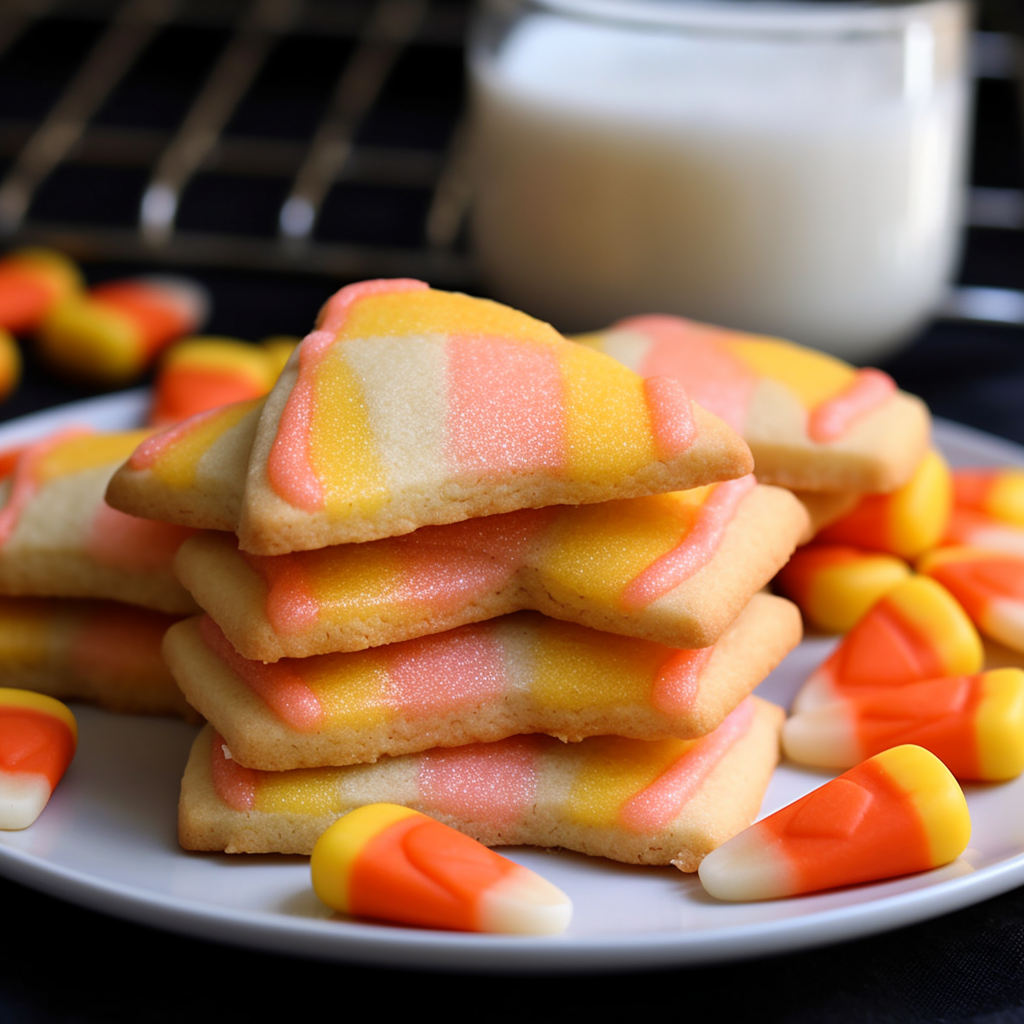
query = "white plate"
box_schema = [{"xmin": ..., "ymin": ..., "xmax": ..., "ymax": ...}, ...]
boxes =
[{"xmin": 1, "ymin": 392, "xmax": 1023, "ymax": 973}]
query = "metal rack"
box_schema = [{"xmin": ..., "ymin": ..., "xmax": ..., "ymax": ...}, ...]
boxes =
[
  {"xmin": 0, "ymin": 0, "xmax": 473, "ymax": 285},
  {"xmin": 0, "ymin": 0, "xmax": 1022, "ymax": 325}
]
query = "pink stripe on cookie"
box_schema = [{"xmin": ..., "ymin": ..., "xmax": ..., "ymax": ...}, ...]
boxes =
[
  {"xmin": 619, "ymin": 698, "xmax": 754, "ymax": 832},
  {"xmin": 444, "ymin": 335, "xmax": 564, "ymax": 474},
  {"xmin": 384, "ymin": 624, "xmax": 507, "ymax": 717},
  {"xmin": 267, "ymin": 280, "xmax": 427, "ymax": 512},
  {"xmin": 808, "ymin": 368, "xmax": 896, "ymax": 443},
  {"xmin": 626, "ymin": 315, "xmax": 756, "ymax": 433},
  {"xmin": 200, "ymin": 616, "xmax": 323, "ymax": 731},
  {"xmin": 0, "ymin": 427, "xmax": 91, "ymax": 545},
  {"xmin": 87, "ymin": 502, "xmax": 194, "ymax": 571},
  {"xmin": 417, "ymin": 736, "xmax": 540, "ymax": 828},
  {"xmin": 651, "ymin": 646, "xmax": 714, "ymax": 715},
  {"xmin": 244, "ymin": 552, "xmax": 321, "ymax": 635},
  {"xmin": 620, "ymin": 475, "xmax": 755, "ymax": 610},
  {"xmin": 210, "ymin": 731, "xmax": 259, "ymax": 811},
  {"xmin": 393, "ymin": 508, "xmax": 553, "ymax": 611},
  {"xmin": 643, "ymin": 376, "xmax": 696, "ymax": 458}
]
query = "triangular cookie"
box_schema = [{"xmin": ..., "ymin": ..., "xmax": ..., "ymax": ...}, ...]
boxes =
[
  {"xmin": 577, "ymin": 315, "xmax": 930, "ymax": 494},
  {"xmin": 109, "ymin": 281, "xmax": 753, "ymax": 553}
]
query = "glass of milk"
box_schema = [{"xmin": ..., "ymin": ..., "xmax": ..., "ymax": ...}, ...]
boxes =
[{"xmin": 469, "ymin": 0, "xmax": 971, "ymax": 362}]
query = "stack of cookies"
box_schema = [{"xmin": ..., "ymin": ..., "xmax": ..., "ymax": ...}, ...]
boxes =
[
  {"xmin": 107, "ymin": 280, "xmax": 810, "ymax": 869},
  {"xmin": 0, "ymin": 427, "xmax": 199, "ymax": 717}
]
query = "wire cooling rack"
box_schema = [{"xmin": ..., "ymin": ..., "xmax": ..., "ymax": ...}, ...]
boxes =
[
  {"xmin": 0, "ymin": 0, "xmax": 1022, "ymax": 325},
  {"xmin": 0, "ymin": 0, "xmax": 473, "ymax": 285}
]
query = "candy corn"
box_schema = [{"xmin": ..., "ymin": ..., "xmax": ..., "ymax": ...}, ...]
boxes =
[
  {"xmin": 149, "ymin": 336, "xmax": 283, "ymax": 426},
  {"xmin": 0, "ymin": 249, "xmax": 82, "ymax": 334},
  {"xmin": 953, "ymin": 468, "xmax": 1024, "ymax": 527},
  {"xmin": 918, "ymin": 546, "xmax": 1024, "ymax": 653},
  {"xmin": 0, "ymin": 688, "xmax": 77, "ymax": 829},
  {"xmin": 815, "ymin": 449, "xmax": 952, "ymax": 559},
  {"xmin": 0, "ymin": 327, "xmax": 20, "ymax": 404},
  {"xmin": 783, "ymin": 668, "xmax": 1024, "ymax": 780},
  {"xmin": 772, "ymin": 543, "xmax": 911, "ymax": 634},
  {"xmin": 310, "ymin": 804, "xmax": 572, "ymax": 934},
  {"xmin": 942, "ymin": 507, "xmax": 1024, "ymax": 557},
  {"xmin": 698, "ymin": 745, "xmax": 970, "ymax": 900},
  {"xmin": 792, "ymin": 575, "xmax": 983, "ymax": 712},
  {"xmin": 37, "ymin": 275, "xmax": 209, "ymax": 385}
]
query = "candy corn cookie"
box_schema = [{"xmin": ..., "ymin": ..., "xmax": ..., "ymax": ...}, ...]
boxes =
[
  {"xmin": 173, "ymin": 479, "xmax": 809, "ymax": 660},
  {"xmin": 576, "ymin": 315, "xmax": 930, "ymax": 494},
  {"xmin": 0, "ymin": 597, "xmax": 192, "ymax": 718},
  {"xmin": 107, "ymin": 280, "xmax": 755, "ymax": 553},
  {"xmin": 179, "ymin": 696, "xmax": 784, "ymax": 866},
  {"xmin": 311, "ymin": 804, "xmax": 572, "ymax": 934},
  {"xmin": 164, "ymin": 595, "xmax": 801, "ymax": 770},
  {"xmin": 0, "ymin": 428, "xmax": 196, "ymax": 613}
]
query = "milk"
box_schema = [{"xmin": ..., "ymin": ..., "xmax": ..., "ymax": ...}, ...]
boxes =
[{"xmin": 469, "ymin": 1, "xmax": 969, "ymax": 361}]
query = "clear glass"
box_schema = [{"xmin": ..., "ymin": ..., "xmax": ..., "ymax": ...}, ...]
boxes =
[{"xmin": 469, "ymin": 0, "xmax": 972, "ymax": 362}]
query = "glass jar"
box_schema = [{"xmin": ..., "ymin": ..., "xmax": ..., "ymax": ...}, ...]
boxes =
[{"xmin": 469, "ymin": 0, "xmax": 972, "ymax": 362}]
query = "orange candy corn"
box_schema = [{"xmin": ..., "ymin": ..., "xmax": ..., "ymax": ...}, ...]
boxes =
[
  {"xmin": 0, "ymin": 327, "xmax": 20, "ymax": 404},
  {"xmin": 792, "ymin": 575, "xmax": 983, "ymax": 712},
  {"xmin": 783, "ymin": 668, "xmax": 1024, "ymax": 780},
  {"xmin": 919, "ymin": 546, "xmax": 1024, "ymax": 653},
  {"xmin": 149, "ymin": 337, "xmax": 285, "ymax": 426},
  {"xmin": 942, "ymin": 506, "xmax": 1024, "ymax": 557},
  {"xmin": 953, "ymin": 468, "xmax": 1024, "ymax": 527},
  {"xmin": 772, "ymin": 543, "xmax": 911, "ymax": 634},
  {"xmin": 311, "ymin": 804, "xmax": 572, "ymax": 934},
  {"xmin": 37, "ymin": 276, "xmax": 209, "ymax": 385},
  {"xmin": 0, "ymin": 688, "xmax": 77, "ymax": 829},
  {"xmin": 698, "ymin": 745, "xmax": 970, "ymax": 900},
  {"xmin": 815, "ymin": 449, "xmax": 951, "ymax": 559},
  {"xmin": 0, "ymin": 249, "xmax": 82, "ymax": 334}
]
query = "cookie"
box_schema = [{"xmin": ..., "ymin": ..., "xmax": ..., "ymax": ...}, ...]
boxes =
[
  {"xmin": 164, "ymin": 594, "xmax": 800, "ymax": 770},
  {"xmin": 576, "ymin": 314, "xmax": 930, "ymax": 494},
  {"xmin": 107, "ymin": 280, "xmax": 754, "ymax": 552},
  {"xmin": 174, "ymin": 479, "xmax": 809, "ymax": 660},
  {"xmin": 0, "ymin": 597, "xmax": 193, "ymax": 718},
  {"xmin": 106, "ymin": 399, "xmax": 261, "ymax": 534},
  {"xmin": 0, "ymin": 428, "xmax": 197, "ymax": 613},
  {"xmin": 178, "ymin": 695, "xmax": 784, "ymax": 866}
]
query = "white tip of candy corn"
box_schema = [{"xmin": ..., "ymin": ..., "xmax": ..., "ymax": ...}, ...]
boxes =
[
  {"xmin": 986, "ymin": 598, "xmax": 1024, "ymax": 654},
  {"xmin": 782, "ymin": 705, "xmax": 860, "ymax": 768},
  {"xmin": 478, "ymin": 865, "xmax": 573, "ymax": 936},
  {"xmin": 697, "ymin": 829, "xmax": 793, "ymax": 902},
  {"xmin": 789, "ymin": 669, "xmax": 840, "ymax": 714},
  {"xmin": 0, "ymin": 773, "xmax": 53, "ymax": 830},
  {"xmin": 139, "ymin": 275, "xmax": 211, "ymax": 329}
]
